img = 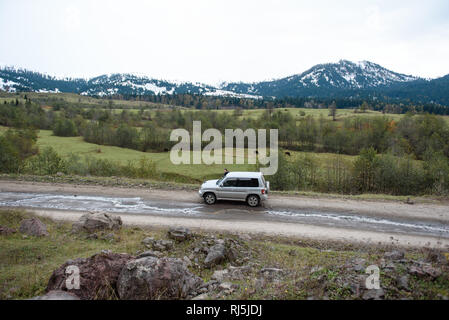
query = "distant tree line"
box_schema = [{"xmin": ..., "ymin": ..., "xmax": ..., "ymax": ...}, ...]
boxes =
[{"xmin": 105, "ymin": 93, "xmax": 449, "ymax": 115}]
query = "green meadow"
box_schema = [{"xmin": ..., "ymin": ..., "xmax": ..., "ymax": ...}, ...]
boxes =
[
  {"xmin": 0, "ymin": 126, "xmax": 360, "ymax": 183},
  {"xmin": 35, "ymin": 129, "xmax": 256, "ymax": 182}
]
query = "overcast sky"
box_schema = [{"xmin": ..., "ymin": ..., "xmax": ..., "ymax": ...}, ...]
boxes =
[{"xmin": 1, "ymin": 0, "xmax": 448, "ymax": 84}]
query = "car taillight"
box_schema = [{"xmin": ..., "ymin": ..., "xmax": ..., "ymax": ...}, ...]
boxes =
[{"xmin": 261, "ymin": 189, "xmax": 266, "ymax": 194}]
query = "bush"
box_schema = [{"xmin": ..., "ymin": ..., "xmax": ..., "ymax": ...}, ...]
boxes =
[
  {"xmin": 352, "ymin": 147, "xmax": 379, "ymax": 192},
  {"xmin": 121, "ymin": 158, "xmax": 157, "ymax": 179},
  {"xmin": 265, "ymin": 151, "xmax": 295, "ymax": 191},
  {"xmin": 84, "ymin": 156, "xmax": 120, "ymax": 177},
  {"xmin": 64, "ymin": 154, "xmax": 157, "ymax": 179},
  {"xmin": 291, "ymin": 154, "xmax": 319, "ymax": 190},
  {"xmin": 0, "ymin": 135, "xmax": 21, "ymax": 173},
  {"xmin": 64, "ymin": 153, "xmax": 88, "ymax": 175},
  {"xmin": 25, "ymin": 147, "xmax": 66, "ymax": 175},
  {"xmin": 0, "ymin": 129, "xmax": 38, "ymax": 173},
  {"xmin": 423, "ymin": 151, "xmax": 449, "ymax": 195}
]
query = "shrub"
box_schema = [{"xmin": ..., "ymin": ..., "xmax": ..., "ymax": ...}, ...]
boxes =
[
  {"xmin": 25, "ymin": 146, "xmax": 66, "ymax": 175},
  {"xmin": 352, "ymin": 147, "xmax": 379, "ymax": 192},
  {"xmin": 0, "ymin": 135, "xmax": 21, "ymax": 173},
  {"xmin": 265, "ymin": 151, "xmax": 295, "ymax": 191},
  {"xmin": 0, "ymin": 129, "xmax": 38, "ymax": 173},
  {"xmin": 423, "ymin": 151, "xmax": 449, "ymax": 195},
  {"xmin": 84, "ymin": 156, "xmax": 120, "ymax": 177},
  {"xmin": 121, "ymin": 158, "xmax": 157, "ymax": 179}
]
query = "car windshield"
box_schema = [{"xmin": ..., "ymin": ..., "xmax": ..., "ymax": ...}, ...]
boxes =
[{"xmin": 216, "ymin": 177, "xmax": 224, "ymax": 185}]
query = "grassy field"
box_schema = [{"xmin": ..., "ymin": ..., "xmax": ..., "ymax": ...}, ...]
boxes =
[
  {"xmin": 68, "ymin": 106, "xmax": 449, "ymax": 127},
  {"xmin": 35, "ymin": 129, "xmax": 257, "ymax": 182},
  {"xmin": 203, "ymin": 107, "xmax": 406, "ymax": 121},
  {"xmin": 33, "ymin": 128, "xmax": 368, "ymax": 182},
  {"xmin": 78, "ymin": 106, "xmax": 409, "ymax": 122},
  {"xmin": 1, "ymin": 125, "xmax": 254, "ymax": 182},
  {"xmin": 6, "ymin": 91, "xmax": 449, "ymax": 123},
  {"xmin": 4, "ymin": 125, "xmax": 425, "ymax": 185},
  {"xmin": 0, "ymin": 92, "xmax": 175, "ymax": 110},
  {"xmin": 1, "ymin": 209, "xmax": 448, "ymax": 300}
]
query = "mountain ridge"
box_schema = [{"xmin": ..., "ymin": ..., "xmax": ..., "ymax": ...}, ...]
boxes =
[{"xmin": 1, "ymin": 61, "xmax": 448, "ymax": 105}]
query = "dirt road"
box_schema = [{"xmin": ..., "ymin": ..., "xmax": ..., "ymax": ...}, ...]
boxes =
[{"xmin": 1, "ymin": 180, "xmax": 449, "ymax": 249}]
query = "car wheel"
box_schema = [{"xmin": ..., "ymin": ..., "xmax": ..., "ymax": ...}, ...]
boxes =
[
  {"xmin": 203, "ymin": 193, "xmax": 216, "ymax": 205},
  {"xmin": 247, "ymin": 195, "xmax": 260, "ymax": 207}
]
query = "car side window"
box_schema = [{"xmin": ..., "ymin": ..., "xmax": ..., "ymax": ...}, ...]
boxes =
[
  {"xmin": 222, "ymin": 178, "xmax": 238, "ymax": 187},
  {"xmin": 237, "ymin": 178, "xmax": 260, "ymax": 188}
]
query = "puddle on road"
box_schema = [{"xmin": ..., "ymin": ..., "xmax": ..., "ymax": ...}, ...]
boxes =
[
  {"xmin": 0, "ymin": 192, "xmax": 203, "ymax": 216},
  {"xmin": 1, "ymin": 191, "xmax": 449, "ymax": 238},
  {"xmin": 267, "ymin": 209, "xmax": 449, "ymax": 237}
]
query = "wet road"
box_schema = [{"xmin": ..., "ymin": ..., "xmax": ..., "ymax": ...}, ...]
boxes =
[{"xmin": 1, "ymin": 191, "xmax": 449, "ymax": 239}]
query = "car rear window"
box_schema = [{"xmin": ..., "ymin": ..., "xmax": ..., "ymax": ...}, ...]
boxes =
[{"xmin": 237, "ymin": 178, "xmax": 260, "ymax": 188}]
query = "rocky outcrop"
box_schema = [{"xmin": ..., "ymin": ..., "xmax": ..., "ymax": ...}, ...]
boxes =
[
  {"xmin": 168, "ymin": 227, "xmax": 193, "ymax": 242},
  {"xmin": 46, "ymin": 251, "xmax": 133, "ymax": 300},
  {"xmin": 384, "ymin": 251, "xmax": 405, "ymax": 261},
  {"xmin": 0, "ymin": 225, "xmax": 17, "ymax": 235},
  {"xmin": 397, "ymin": 275, "xmax": 410, "ymax": 291},
  {"xmin": 202, "ymin": 238, "xmax": 242, "ymax": 268},
  {"xmin": 141, "ymin": 237, "xmax": 174, "ymax": 251},
  {"xmin": 204, "ymin": 243, "xmax": 226, "ymax": 267},
  {"xmin": 408, "ymin": 263, "xmax": 442, "ymax": 279},
  {"xmin": 137, "ymin": 250, "xmax": 164, "ymax": 259},
  {"xmin": 19, "ymin": 217, "xmax": 49, "ymax": 237},
  {"xmin": 72, "ymin": 212, "xmax": 122, "ymax": 233},
  {"xmin": 117, "ymin": 256, "xmax": 203, "ymax": 300},
  {"xmin": 211, "ymin": 265, "xmax": 254, "ymax": 282},
  {"xmin": 362, "ymin": 288, "xmax": 385, "ymax": 300}
]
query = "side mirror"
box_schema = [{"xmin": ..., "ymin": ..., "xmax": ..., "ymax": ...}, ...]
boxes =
[{"xmin": 219, "ymin": 183, "xmax": 223, "ymax": 188}]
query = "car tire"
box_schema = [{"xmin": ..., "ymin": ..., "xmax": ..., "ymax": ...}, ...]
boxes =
[
  {"xmin": 203, "ymin": 193, "xmax": 216, "ymax": 205},
  {"xmin": 247, "ymin": 195, "xmax": 260, "ymax": 207}
]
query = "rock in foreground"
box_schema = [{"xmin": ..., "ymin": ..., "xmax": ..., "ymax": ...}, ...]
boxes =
[
  {"xmin": 117, "ymin": 257, "xmax": 203, "ymax": 300},
  {"xmin": 204, "ymin": 244, "xmax": 226, "ymax": 267},
  {"xmin": 19, "ymin": 217, "xmax": 49, "ymax": 237},
  {"xmin": 141, "ymin": 237, "xmax": 174, "ymax": 251},
  {"xmin": 168, "ymin": 227, "xmax": 193, "ymax": 242},
  {"xmin": 0, "ymin": 225, "xmax": 17, "ymax": 236},
  {"xmin": 47, "ymin": 251, "xmax": 133, "ymax": 300},
  {"xmin": 384, "ymin": 251, "xmax": 405, "ymax": 261},
  {"xmin": 72, "ymin": 212, "xmax": 122, "ymax": 233}
]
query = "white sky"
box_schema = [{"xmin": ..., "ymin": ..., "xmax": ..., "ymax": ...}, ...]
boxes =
[{"xmin": 1, "ymin": 0, "xmax": 448, "ymax": 84}]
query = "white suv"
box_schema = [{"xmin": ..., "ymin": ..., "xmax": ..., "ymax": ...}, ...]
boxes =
[{"xmin": 198, "ymin": 172, "xmax": 270, "ymax": 207}]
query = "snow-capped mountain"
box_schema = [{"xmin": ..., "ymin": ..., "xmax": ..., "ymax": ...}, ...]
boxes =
[
  {"xmin": 81, "ymin": 73, "xmax": 214, "ymax": 96},
  {"xmin": 221, "ymin": 60, "xmax": 421, "ymax": 98},
  {"xmin": 286, "ymin": 60, "xmax": 418, "ymax": 89},
  {"xmin": 0, "ymin": 67, "xmax": 261, "ymax": 99},
  {"xmin": 1, "ymin": 61, "xmax": 448, "ymax": 105},
  {"xmin": 290, "ymin": 60, "xmax": 418, "ymax": 89}
]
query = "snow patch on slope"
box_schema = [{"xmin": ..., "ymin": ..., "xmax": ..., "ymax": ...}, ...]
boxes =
[{"xmin": 0, "ymin": 78, "xmax": 19, "ymax": 92}]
